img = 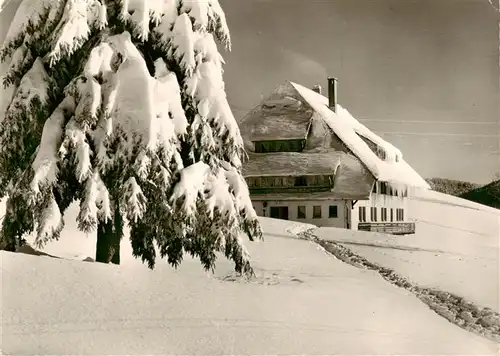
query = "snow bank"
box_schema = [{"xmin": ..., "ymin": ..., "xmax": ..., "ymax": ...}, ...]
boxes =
[
  {"xmin": 290, "ymin": 82, "xmax": 430, "ymax": 190},
  {"xmin": 1, "ymin": 216, "xmax": 496, "ymax": 355}
]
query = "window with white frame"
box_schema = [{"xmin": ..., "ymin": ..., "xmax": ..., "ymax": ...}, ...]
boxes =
[
  {"xmin": 358, "ymin": 206, "xmax": 366, "ymax": 222},
  {"xmin": 396, "ymin": 208, "xmax": 405, "ymax": 221},
  {"xmin": 381, "ymin": 208, "xmax": 387, "ymax": 222}
]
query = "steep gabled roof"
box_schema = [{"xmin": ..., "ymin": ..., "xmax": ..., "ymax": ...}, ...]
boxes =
[{"xmin": 289, "ymin": 82, "xmax": 430, "ymax": 190}]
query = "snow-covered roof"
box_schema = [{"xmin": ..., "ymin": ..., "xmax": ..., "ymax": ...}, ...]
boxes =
[
  {"xmin": 243, "ymin": 151, "xmax": 374, "ymax": 200},
  {"xmin": 240, "ymin": 82, "xmax": 313, "ymax": 142},
  {"xmin": 244, "ymin": 151, "xmax": 342, "ymax": 177},
  {"xmin": 288, "ymin": 82, "xmax": 430, "ymax": 190}
]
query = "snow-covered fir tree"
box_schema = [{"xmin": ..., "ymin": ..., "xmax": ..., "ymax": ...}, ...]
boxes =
[{"xmin": 0, "ymin": 0, "xmax": 262, "ymax": 274}]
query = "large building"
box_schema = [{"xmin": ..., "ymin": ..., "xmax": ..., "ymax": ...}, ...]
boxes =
[{"xmin": 239, "ymin": 78, "xmax": 430, "ymax": 235}]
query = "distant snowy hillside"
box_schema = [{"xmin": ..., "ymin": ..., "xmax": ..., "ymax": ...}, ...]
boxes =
[
  {"xmin": 426, "ymin": 177, "xmax": 481, "ymax": 197},
  {"xmin": 460, "ymin": 180, "xmax": 500, "ymax": 210},
  {"xmin": 1, "ymin": 217, "xmax": 497, "ymax": 355}
]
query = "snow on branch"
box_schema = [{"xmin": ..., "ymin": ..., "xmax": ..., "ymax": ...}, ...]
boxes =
[
  {"xmin": 106, "ymin": 32, "xmax": 155, "ymax": 148},
  {"xmin": 4, "ymin": 57, "xmax": 49, "ymax": 111},
  {"xmin": 1, "ymin": 0, "xmax": 61, "ymax": 53},
  {"xmin": 121, "ymin": 176, "xmax": 147, "ymax": 223},
  {"xmin": 47, "ymin": 0, "xmax": 106, "ymax": 65},
  {"xmin": 187, "ymin": 60, "xmax": 244, "ymax": 156},
  {"xmin": 170, "ymin": 161, "xmax": 210, "ymax": 218},
  {"xmin": 2, "ymin": 43, "xmax": 34, "ymax": 87},
  {"xmin": 34, "ymin": 192, "xmax": 64, "ymax": 248},
  {"xmin": 72, "ymin": 75, "xmax": 102, "ymax": 129},
  {"xmin": 0, "ymin": 58, "xmax": 50, "ymax": 171},
  {"xmin": 120, "ymin": 0, "xmax": 150, "ymax": 40},
  {"xmin": 77, "ymin": 171, "xmax": 100, "ymax": 232},
  {"xmin": 222, "ymin": 161, "xmax": 258, "ymax": 221},
  {"xmin": 63, "ymin": 118, "xmax": 93, "ymax": 183},
  {"xmin": 153, "ymin": 58, "xmax": 188, "ymax": 137},
  {"xmin": 204, "ymin": 167, "xmax": 236, "ymax": 220},
  {"xmin": 77, "ymin": 171, "xmax": 111, "ymax": 232},
  {"xmin": 171, "ymin": 14, "xmax": 196, "ymax": 76},
  {"xmin": 180, "ymin": 0, "xmax": 231, "ymax": 49},
  {"xmin": 31, "ymin": 96, "xmax": 75, "ymax": 196},
  {"xmin": 100, "ymin": 31, "xmax": 183, "ymax": 180},
  {"xmin": 84, "ymin": 41, "xmax": 114, "ymax": 78},
  {"xmin": 155, "ymin": 0, "xmax": 179, "ymax": 41}
]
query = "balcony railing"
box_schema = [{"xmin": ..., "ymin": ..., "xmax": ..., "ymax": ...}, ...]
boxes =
[{"xmin": 358, "ymin": 222, "xmax": 415, "ymax": 235}]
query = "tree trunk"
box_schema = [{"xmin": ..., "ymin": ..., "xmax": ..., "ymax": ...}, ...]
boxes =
[
  {"xmin": 0, "ymin": 236, "xmax": 16, "ymax": 251},
  {"xmin": 95, "ymin": 208, "xmax": 123, "ymax": 265}
]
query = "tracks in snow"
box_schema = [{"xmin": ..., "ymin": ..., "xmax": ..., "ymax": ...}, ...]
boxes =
[{"xmin": 298, "ymin": 229, "xmax": 500, "ymax": 343}]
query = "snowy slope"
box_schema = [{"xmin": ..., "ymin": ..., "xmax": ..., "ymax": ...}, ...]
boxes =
[
  {"xmin": 414, "ymin": 188, "xmax": 500, "ymax": 216},
  {"xmin": 1, "ymin": 217, "xmax": 497, "ymax": 355},
  {"xmin": 313, "ymin": 193, "xmax": 500, "ymax": 312}
]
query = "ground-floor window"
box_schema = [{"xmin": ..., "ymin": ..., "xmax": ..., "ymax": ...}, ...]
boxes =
[
  {"xmin": 297, "ymin": 205, "xmax": 306, "ymax": 219},
  {"xmin": 313, "ymin": 205, "xmax": 322, "ymax": 219},
  {"xmin": 396, "ymin": 208, "xmax": 404, "ymax": 221},
  {"xmin": 358, "ymin": 206, "xmax": 366, "ymax": 222},
  {"xmin": 390, "ymin": 208, "xmax": 394, "ymax": 222},
  {"xmin": 381, "ymin": 207, "xmax": 387, "ymax": 222},
  {"xmin": 329, "ymin": 205, "xmax": 338, "ymax": 218},
  {"xmin": 270, "ymin": 206, "xmax": 289, "ymax": 220},
  {"xmin": 370, "ymin": 207, "xmax": 377, "ymax": 222}
]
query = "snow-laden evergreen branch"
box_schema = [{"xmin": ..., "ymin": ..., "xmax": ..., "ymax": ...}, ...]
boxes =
[{"xmin": 47, "ymin": 0, "xmax": 107, "ymax": 65}]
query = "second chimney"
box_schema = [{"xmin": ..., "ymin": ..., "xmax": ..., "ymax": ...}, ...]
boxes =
[{"xmin": 327, "ymin": 77, "xmax": 338, "ymax": 113}]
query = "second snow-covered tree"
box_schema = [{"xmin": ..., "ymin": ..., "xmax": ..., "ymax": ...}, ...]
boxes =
[{"xmin": 0, "ymin": 0, "xmax": 262, "ymax": 273}]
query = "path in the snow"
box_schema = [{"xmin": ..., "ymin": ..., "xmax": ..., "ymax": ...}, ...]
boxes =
[{"xmin": 300, "ymin": 229, "xmax": 500, "ymax": 343}]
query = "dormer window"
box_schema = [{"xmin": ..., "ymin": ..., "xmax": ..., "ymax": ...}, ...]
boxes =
[
  {"xmin": 294, "ymin": 176, "xmax": 308, "ymax": 187},
  {"xmin": 357, "ymin": 133, "xmax": 388, "ymax": 161}
]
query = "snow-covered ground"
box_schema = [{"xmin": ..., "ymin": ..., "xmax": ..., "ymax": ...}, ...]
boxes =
[
  {"xmin": 314, "ymin": 192, "xmax": 500, "ymax": 312},
  {"xmin": 2, "ymin": 215, "xmax": 497, "ymax": 355}
]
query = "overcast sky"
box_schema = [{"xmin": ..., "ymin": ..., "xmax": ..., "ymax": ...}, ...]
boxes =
[
  {"xmin": 220, "ymin": 0, "xmax": 499, "ymax": 184},
  {"xmin": 1, "ymin": 0, "xmax": 499, "ymax": 184}
]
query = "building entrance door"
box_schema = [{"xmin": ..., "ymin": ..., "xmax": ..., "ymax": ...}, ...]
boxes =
[{"xmin": 270, "ymin": 206, "xmax": 289, "ymax": 220}]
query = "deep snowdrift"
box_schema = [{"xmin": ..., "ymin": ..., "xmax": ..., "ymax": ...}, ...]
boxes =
[{"xmin": 1, "ymin": 217, "xmax": 497, "ymax": 355}]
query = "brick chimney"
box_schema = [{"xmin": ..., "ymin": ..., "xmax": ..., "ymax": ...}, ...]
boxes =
[
  {"xmin": 312, "ymin": 84, "xmax": 322, "ymax": 95},
  {"xmin": 327, "ymin": 77, "xmax": 338, "ymax": 113}
]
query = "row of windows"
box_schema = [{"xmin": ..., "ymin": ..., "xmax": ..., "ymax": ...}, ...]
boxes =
[
  {"xmin": 268, "ymin": 205, "xmax": 339, "ymax": 220},
  {"xmin": 304, "ymin": 205, "xmax": 338, "ymax": 219},
  {"xmin": 254, "ymin": 140, "xmax": 305, "ymax": 153},
  {"xmin": 358, "ymin": 207, "xmax": 404, "ymax": 223},
  {"xmin": 247, "ymin": 175, "xmax": 333, "ymax": 189}
]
